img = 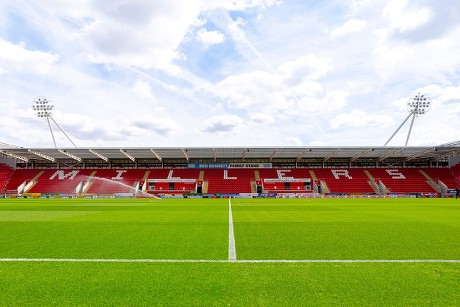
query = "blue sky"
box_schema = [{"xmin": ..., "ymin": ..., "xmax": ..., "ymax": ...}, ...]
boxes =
[{"xmin": 0, "ymin": 0, "xmax": 459, "ymax": 148}]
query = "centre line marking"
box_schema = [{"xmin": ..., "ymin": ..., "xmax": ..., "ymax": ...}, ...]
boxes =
[{"xmin": 228, "ymin": 198, "xmax": 237, "ymax": 261}]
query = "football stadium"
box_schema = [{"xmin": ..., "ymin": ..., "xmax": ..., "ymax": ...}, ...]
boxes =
[
  {"xmin": 2, "ymin": 1, "xmax": 460, "ymax": 306},
  {"xmin": 1, "ymin": 141, "xmax": 460, "ymax": 305}
]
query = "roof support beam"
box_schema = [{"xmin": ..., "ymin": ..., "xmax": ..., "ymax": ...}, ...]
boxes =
[
  {"xmin": 58, "ymin": 149, "xmax": 82, "ymax": 162},
  {"xmin": 350, "ymin": 148, "xmax": 374, "ymax": 162},
  {"xmin": 89, "ymin": 149, "xmax": 108, "ymax": 162},
  {"xmin": 0, "ymin": 141, "xmax": 22, "ymax": 148},
  {"xmin": 296, "ymin": 148, "xmax": 311, "ymax": 161},
  {"xmin": 323, "ymin": 148, "xmax": 340, "ymax": 162},
  {"xmin": 242, "ymin": 148, "xmax": 248, "ymax": 162},
  {"xmin": 431, "ymin": 149, "xmax": 460, "ymax": 162},
  {"xmin": 269, "ymin": 148, "xmax": 277, "ymax": 162},
  {"xmin": 0, "ymin": 150, "xmax": 29, "ymax": 162},
  {"xmin": 120, "ymin": 149, "xmax": 135, "ymax": 162},
  {"xmin": 405, "ymin": 147, "xmax": 435, "ymax": 162},
  {"xmin": 150, "ymin": 149, "xmax": 162, "ymax": 161},
  {"xmin": 181, "ymin": 148, "xmax": 189, "ymax": 162},
  {"xmin": 378, "ymin": 148, "xmax": 405, "ymax": 162},
  {"xmin": 28, "ymin": 149, "xmax": 56, "ymax": 162}
]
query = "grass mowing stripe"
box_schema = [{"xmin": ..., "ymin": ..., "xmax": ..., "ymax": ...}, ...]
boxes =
[
  {"xmin": 1, "ymin": 258, "xmax": 460, "ymax": 263},
  {"xmin": 228, "ymin": 198, "xmax": 237, "ymax": 261},
  {"xmin": 2, "ymin": 262, "xmax": 459, "ymax": 306},
  {"xmin": 1, "ymin": 198, "xmax": 459, "ymax": 305}
]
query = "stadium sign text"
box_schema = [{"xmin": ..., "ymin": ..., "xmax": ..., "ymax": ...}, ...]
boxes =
[{"xmin": 187, "ymin": 163, "xmax": 272, "ymax": 168}]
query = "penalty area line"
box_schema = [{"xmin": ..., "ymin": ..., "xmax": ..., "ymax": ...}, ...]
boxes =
[{"xmin": 0, "ymin": 258, "xmax": 460, "ymax": 263}]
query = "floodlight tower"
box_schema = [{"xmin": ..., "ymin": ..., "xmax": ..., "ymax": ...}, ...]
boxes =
[
  {"xmin": 32, "ymin": 96, "xmax": 77, "ymax": 148},
  {"xmin": 384, "ymin": 92, "xmax": 431, "ymax": 147}
]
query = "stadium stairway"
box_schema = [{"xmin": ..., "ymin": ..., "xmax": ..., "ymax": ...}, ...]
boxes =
[
  {"xmin": 81, "ymin": 170, "xmax": 98, "ymax": 194},
  {"xmin": 367, "ymin": 168, "xmax": 436, "ymax": 194},
  {"xmin": 418, "ymin": 170, "xmax": 443, "ymax": 193},
  {"xmin": 363, "ymin": 170, "xmax": 380, "ymax": 194}
]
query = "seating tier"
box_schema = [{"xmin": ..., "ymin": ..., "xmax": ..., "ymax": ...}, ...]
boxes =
[
  {"xmin": 0, "ymin": 164, "xmax": 14, "ymax": 192},
  {"xmin": 421, "ymin": 168, "xmax": 459, "ymax": 189},
  {"xmin": 203, "ymin": 169, "xmax": 254, "ymax": 194},
  {"xmin": 450, "ymin": 164, "xmax": 460, "ymax": 187},
  {"xmin": 28, "ymin": 169, "xmax": 95, "ymax": 194},
  {"xmin": 86, "ymin": 169, "xmax": 147, "ymax": 194},
  {"xmin": 146, "ymin": 169, "xmax": 199, "ymax": 193},
  {"xmin": 366, "ymin": 168, "xmax": 435, "ymax": 194},
  {"xmin": 4, "ymin": 169, "xmax": 43, "ymax": 193},
  {"xmin": 312, "ymin": 168, "xmax": 375, "ymax": 194},
  {"xmin": 2, "ymin": 166, "xmax": 458, "ymax": 195},
  {"xmin": 258, "ymin": 169, "xmax": 311, "ymax": 193}
]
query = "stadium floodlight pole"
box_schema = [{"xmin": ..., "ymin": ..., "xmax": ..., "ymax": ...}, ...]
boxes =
[
  {"xmin": 405, "ymin": 111, "xmax": 417, "ymax": 147},
  {"xmin": 32, "ymin": 97, "xmax": 77, "ymax": 148},
  {"xmin": 383, "ymin": 113, "xmax": 412, "ymax": 146},
  {"xmin": 384, "ymin": 92, "xmax": 431, "ymax": 147},
  {"xmin": 48, "ymin": 116, "xmax": 77, "ymax": 147}
]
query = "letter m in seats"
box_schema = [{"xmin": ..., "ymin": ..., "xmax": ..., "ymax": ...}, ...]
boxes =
[{"xmin": 49, "ymin": 170, "xmax": 80, "ymax": 180}]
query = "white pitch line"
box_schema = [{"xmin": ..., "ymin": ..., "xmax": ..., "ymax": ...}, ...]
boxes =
[
  {"xmin": 1, "ymin": 258, "xmax": 460, "ymax": 263},
  {"xmin": 228, "ymin": 198, "xmax": 237, "ymax": 261}
]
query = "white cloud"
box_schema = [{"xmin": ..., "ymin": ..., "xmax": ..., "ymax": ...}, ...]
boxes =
[
  {"xmin": 373, "ymin": 25, "xmax": 460, "ymax": 83},
  {"xmin": 214, "ymin": 0, "xmax": 282, "ymax": 11},
  {"xmin": 0, "ymin": 39, "xmax": 59, "ymax": 74},
  {"xmin": 133, "ymin": 80, "xmax": 156, "ymax": 101},
  {"xmin": 67, "ymin": 0, "xmax": 279, "ymax": 73},
  {"xmin": 196, "ymin": 29, "xmax": 225, "ymax": 46},
  {"xmin": 383, "ymin": 0, "xmax": 433, "ymax": 34},
  {"xmin": 216, "ymin": 53, "xmax": 333, "ymax": 112},
  {"xmin": 285, "ymin": 137, "xmax": 303, "ymax": 146},
  {"xmin": 278, "ymin": 54, "xmax": 333, "ymax": 82},
  {"xmin": 330, "ymin": 110, "xmax": 394, "ymax": 129},
  {"xmin": 203, "ymin": 114, "xmax": 245, "ymax": 134},
  {"xmin": 331, "ymin": 19, "xmax": 367, "ymax": 38},
  {"xmin": 250, "ymin": 112, "xmax": 275, "ymax": 124},
  {"xmin": 216, "ymin": 70, "xmax": 283, "ymax": 109},
  {"xmin": 347, "ymin": 0, "xmax": 370, "ymax": 9},
  {"xmin": 128, "ymin": 117, "xmax": 178, "ymax": 137},
  {"xmin": 297, "ymin": 91, "xmax": 349, "ymax": 114}
]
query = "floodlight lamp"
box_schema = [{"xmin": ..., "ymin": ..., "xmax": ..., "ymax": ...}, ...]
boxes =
[
  {"xmin": 32, "ymin": 96, "xmax": 53, "ymax": 118},
  {"xmin": 407, "ymin": 92, "xmax": 431, "ymax": 117}
]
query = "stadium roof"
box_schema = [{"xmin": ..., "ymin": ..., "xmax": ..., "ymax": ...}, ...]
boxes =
[{"xmin": 1, "ymin": 144, "xmax": 460, "ymax": 164}]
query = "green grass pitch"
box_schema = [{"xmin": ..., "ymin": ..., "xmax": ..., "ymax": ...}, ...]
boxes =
[{"xmin": 0, "ymin": 197, "xmax": 459, "ymax": 305}]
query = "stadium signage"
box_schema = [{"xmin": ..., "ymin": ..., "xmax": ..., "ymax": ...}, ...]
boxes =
[
  {"xmin": 228, "ymin": 163, "xmax": 272, "ymax": 168},
  {"xmin": 188, "ymin": 163, "xmax": 228, "ymax": 168},
  {"xmin": 264, "ymin": 178, "xmax": 311, "ymax": 183},
  {"xmin": 187, "ymin": 163, "xmax": 272, "ymax": 168},
  {"xmin": 148, "ymin": 179, "xmax": 196, "ymax": 183}
]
